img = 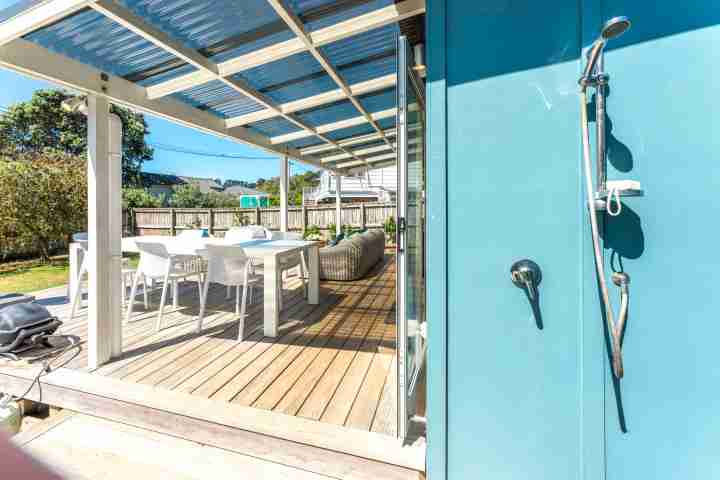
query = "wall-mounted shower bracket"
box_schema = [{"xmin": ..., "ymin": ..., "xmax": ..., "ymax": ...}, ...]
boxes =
[
  {"xmin": 579, "ymin": 73, "xmax": 609, "ymax": 89},
  {"xmin": 593, "ymin": 182, "xmax": 644, "ymax": 211}
]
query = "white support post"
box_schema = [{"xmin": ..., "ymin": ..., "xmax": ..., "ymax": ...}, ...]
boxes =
[
  {"xmin": 280, "ymin": 155, "xmax": 288, "ymax": 232},
  {"xmin": 335, "ymin": 174, "xmax": 342, "ymax": 236},
  {"xmin": 87, "ymin": 95, "xmax": 122, "ymax": 369}
]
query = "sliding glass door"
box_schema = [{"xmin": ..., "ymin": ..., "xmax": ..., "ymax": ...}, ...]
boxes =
[{"xmin": 397, "ymin": 35, "xmax": 426, "ymax": 439}]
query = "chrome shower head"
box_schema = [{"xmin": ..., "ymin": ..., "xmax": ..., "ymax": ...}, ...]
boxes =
[
  {"xmin": 601, "ymin": 16, "xmax": 631, "ymax": 40},
  {"xmin": 580, "ymin": 16, "xmax": 631, "ymax": 85}
]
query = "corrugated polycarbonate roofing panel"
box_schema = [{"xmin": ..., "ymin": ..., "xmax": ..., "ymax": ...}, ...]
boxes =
[
  {"xmin": 346, "ymin": 138, "xmax": 388, "ymax": 152},
  {"xmin": 9, "ymin": 0, "xmax": 410, "ymax": 159},
  {"xmin": 358, "ymin": 87, "xmax": 395, "ymax": 113},
  {"xmin": 233, "ymin": 50, "xmax": 335, "ymax": 104},
  {"xmin": 118, "ymin": 0, "xmax": 288, "ymax": 51},
  {"xmin": 340, "ymin": 52, "xmax": 395, "ymax": 85},
  {"xmin": 247, "ymin": 117, "xmax": 302, "ymax": 137},
  {"xmin": 170, "ymin": 79, "xmax": 264, "ymax": 118},
  {"xmin": 320, "ymin": 23, "xmax": 397, "ymax": 85},
  {"xmin": 326, "ymin": 115, "xmax": 395, "ymax": 142},
  {"xmin": 24, "ymin": 9, "xmax": 182, "ymax": 79},
  {"xmin": 286, "ymin": 136, "xmax": 325, "ymax": 150},
  {"xmin": 296, "ymin": 99, "xmax": 358, "ymax": 128},
  {"xmin": 293, "ymin": 86, "xmax": 394, "ymax": 129},
  {"xmin": 289, "ymin": 0, "xmax": 394, "ymax": 32}
]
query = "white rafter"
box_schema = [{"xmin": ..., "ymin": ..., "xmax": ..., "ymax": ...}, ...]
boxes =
[
  {"xmin": 89, "ymin": 0, "xmax": 362, "ymax": 163},
  {"xmin": 271, "ymin": 108, "xmax": 396, "ymax": 144},
  {"xmin": 0, "ymin": 0, "xmax": 95, "ymax": 46},
  {"xmin": 145, "ymin": 0, "xmax": 425, "ymax": 99},
  {"xmin": 0, "ymin": 38, "xmax": 343, "ymax": 173},
  {"xmin": 225, "ymin": 73, "xmax": 395, "ymax": 128},
  {"xmin": 264, "ymin": 0, "xmax": 395, "ymax": 154}
]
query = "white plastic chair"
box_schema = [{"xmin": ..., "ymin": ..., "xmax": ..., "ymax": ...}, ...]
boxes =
[
  {"xmin": 223, "ymin": 226, "xmax": 269, "ymax": 299},
  {"xmin": 197, "ymin": 244, "xmax": 261, "ymax": 340},
  {"xmin": 69, "ymin": 233, "xmax": 144, "ymax": 318},
  {"xmin": 126, "ymin": 241, "xmax": 204, "ymax": 331},
  {"xmin": 270, "ymin": 231, "xmax": 308, "ymax": 310},
  {"xmin": 175, "ymin": 229, "xmax": 208, "ymax": 278},
  {"xmin": 224, "ymin": 225, "xmax": 270, "ymax": 243}
]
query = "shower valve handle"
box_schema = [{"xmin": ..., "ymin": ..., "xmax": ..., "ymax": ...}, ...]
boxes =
[{"xmin": 510, "ymin": 259, "xmax": 542, "ymax": 302}]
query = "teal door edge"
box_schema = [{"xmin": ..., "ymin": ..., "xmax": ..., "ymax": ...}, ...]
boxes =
[{"xmin": 425, "ymin": 0, "xmax": 448, "ymax": 478}]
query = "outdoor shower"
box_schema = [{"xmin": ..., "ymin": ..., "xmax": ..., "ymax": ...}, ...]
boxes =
[{"xmin": 579, "ymin": 17, "xmax": 640, "ymax": 379}]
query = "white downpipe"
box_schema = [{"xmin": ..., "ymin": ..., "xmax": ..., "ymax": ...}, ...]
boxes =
[{"xmin": 280, "ymin": 155, "xmax": 288, "ymax": 232}]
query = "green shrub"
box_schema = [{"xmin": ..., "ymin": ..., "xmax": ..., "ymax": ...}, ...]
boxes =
[
  {"xmin": 384, "ymin": 217, "xmax": 396, "ymax": 243},
  {"xmin": 0, "ymin": 153, "xmax": 86, "ymax": 261},
  {"xmin": 303, "ymin": 225, "xmax": 321, "ymax": 240},
  {"xmin": 122, "ymin": 187, "xmax": 163, "ymax": 209}
]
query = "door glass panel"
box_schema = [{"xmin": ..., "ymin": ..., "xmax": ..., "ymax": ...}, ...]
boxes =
[
  {"xmin": 404, "ymin": 71, "xmax": 426, "ymax": 393},
  {"xmin": 397, "ymin": 36, "xmax": 426, "ymax": 438}
]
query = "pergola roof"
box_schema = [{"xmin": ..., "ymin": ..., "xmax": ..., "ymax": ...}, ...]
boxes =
[{"xmin": 0, "ymin": 0, "xmax": 425, "ymax": 173}]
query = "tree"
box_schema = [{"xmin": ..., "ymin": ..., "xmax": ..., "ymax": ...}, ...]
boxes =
[
  {"xmin": 0, "ymin": 89, "xmax": 153, "ymax": 185},
  {"xmin": 122, "ymin": 188, "xmax": 164, "ymax": 209},
  {"xmin": 0, "ymin": 153, "xmax": 86, "ymax": 261},
  {"xmin": 167, "ymin": 185, "xmax": 238, "ymax": 208},
  {"xmin": 168, "ymin": 184, "xmax": 205, "ymax": 208},
  {"xmin": 256, "ymin": 170, "xmax": 320, "ymax": 206}
]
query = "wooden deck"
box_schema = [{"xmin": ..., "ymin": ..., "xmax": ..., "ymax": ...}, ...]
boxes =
[{"xmin": 28, "ymin": 254, "xmax": 398, "ymax": 437}]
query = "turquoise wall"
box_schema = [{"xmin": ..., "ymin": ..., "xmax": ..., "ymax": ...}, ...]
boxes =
[
  {"xmin": 597, "ymin": 2, "xmax": 720, "ymax": 478},
  {"xmin": 427, "ymin": 1, "xmax": 720, "ymax": 479}
]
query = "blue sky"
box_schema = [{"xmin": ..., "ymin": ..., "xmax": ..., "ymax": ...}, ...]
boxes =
[{"xmin": 0, "ymin": 0, "xmax": 314, "ymax": 182}]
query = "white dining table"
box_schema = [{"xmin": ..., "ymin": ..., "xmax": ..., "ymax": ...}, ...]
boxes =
[{"xmin": 119, "ymin": 236, "xmax": 320, "ymax": 338}]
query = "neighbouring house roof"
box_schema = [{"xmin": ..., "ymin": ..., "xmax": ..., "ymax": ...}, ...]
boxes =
[
  {"xmin": 179, "ymin": 176, "xmax": 224, "ymax": 193},
  {"xmin": 224, "ymin": 185, "xmax": 269, "ymax": 197},
  {"xmin": 139, "ymin": 172, "xmax": 186, "ymax": 187}
]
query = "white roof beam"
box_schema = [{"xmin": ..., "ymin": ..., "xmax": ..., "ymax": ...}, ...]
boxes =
[
  {"xmin": 90, "ymin": 0, "xmax": 362, "ymax": 163},
  {"xmin": 146, "ymin": 0, "xmax": 425, "ymax": 99},
  {"xmin": 0, "ymin": 0, "xmax": 94, "ymax": 46},
  {"xmin": 225, "ymin": 73, "xmax": 395, "ymax": 128},
  {"xmin": 0, "ymin": 38, "xmax": 341, "ymax": 173},
  {"xmin": 265, "ymin": 0, "xmax": 396, "ymax": 155}
]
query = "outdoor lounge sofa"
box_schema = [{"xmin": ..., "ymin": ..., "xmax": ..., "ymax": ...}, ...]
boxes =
[{"xmin": 319, "ymin": 229, "xmax": 385, "ymax": 281}]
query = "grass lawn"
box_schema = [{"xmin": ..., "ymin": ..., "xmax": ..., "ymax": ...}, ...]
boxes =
[
  {"xmin": 0, "ymin": 255, "xmax": 139, "ymax": 294},
  {"xmin": 0, "ymin": 259, "xmax": 70, "ymax": 294}
]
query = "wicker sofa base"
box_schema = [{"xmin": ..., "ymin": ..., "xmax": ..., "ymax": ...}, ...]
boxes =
[{"xmin": 319, "ymin": 230, "xmax": 386, "ymax": 281}]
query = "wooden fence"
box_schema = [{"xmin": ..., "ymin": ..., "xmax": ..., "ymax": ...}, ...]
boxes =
[{"xmin": 130, "ymin": 203, "xmax": 396, "ymax": 237}]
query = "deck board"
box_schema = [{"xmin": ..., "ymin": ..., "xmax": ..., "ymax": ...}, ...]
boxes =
[{"xmin": 25, "ymin": 255, "xmax": 397, "ymax": 436}]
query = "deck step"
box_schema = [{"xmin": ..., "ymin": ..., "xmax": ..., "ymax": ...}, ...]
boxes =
[{"xmin": 0, "ymin": 365, "xmax": 424, "ymax": 480}]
